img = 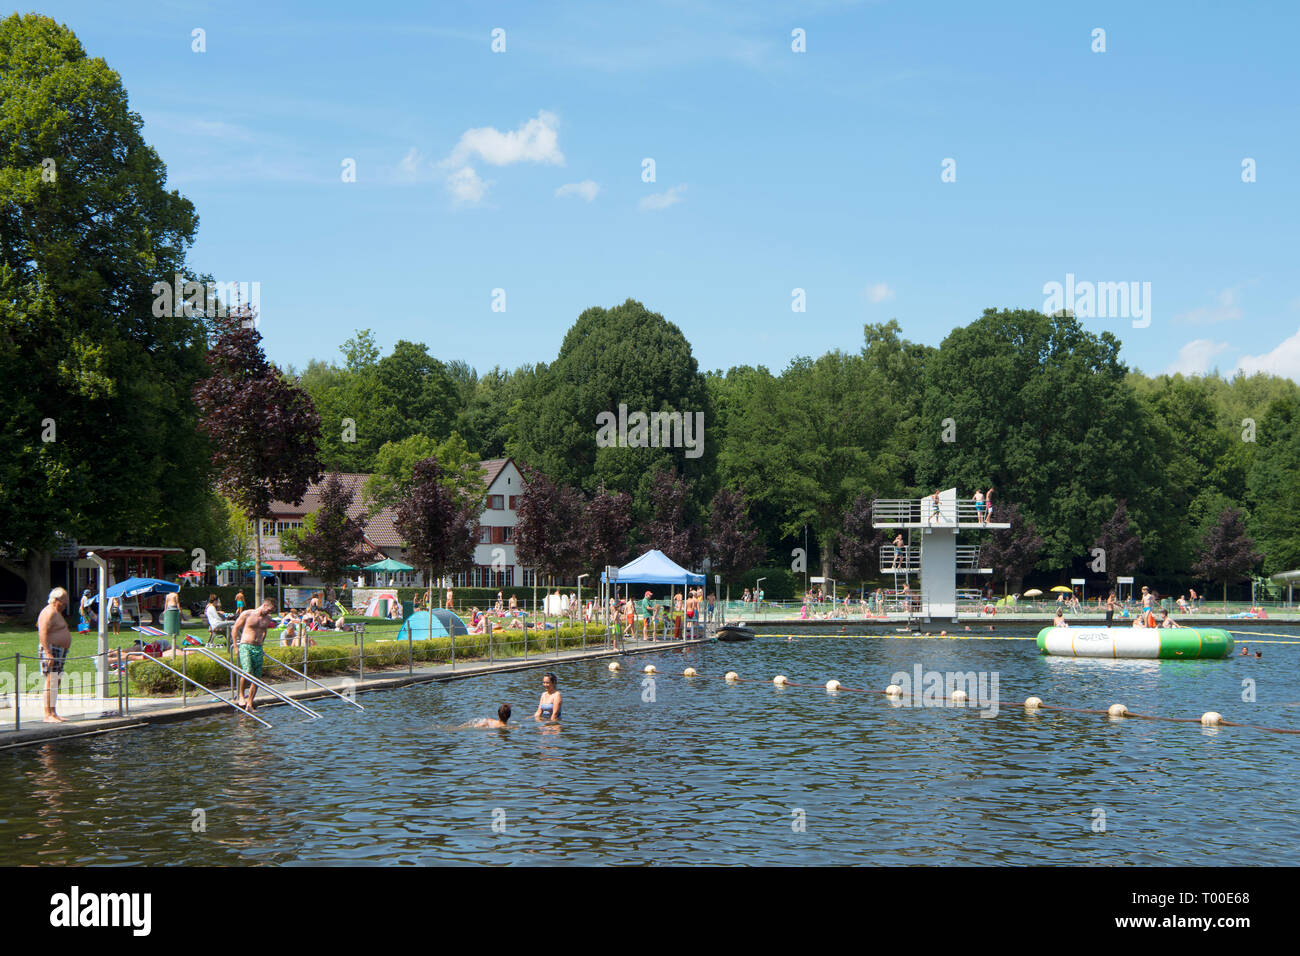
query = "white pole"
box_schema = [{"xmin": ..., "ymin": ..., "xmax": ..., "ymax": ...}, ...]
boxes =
[{"xmin": 87, "ymin": 552, "xmax": 109, "ymax": 699}]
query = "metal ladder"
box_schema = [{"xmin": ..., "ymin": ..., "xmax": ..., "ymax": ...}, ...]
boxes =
[
  {"xmin": 135, "ymin": 654, "xmax": 273, "ymax": 728},
  {"xmin": 192, "ymin": 647, "xmax": 322, "ymax": 721},
  {"xmin": 259, "ymin": 653, "xmax": 364, "ymax": 711}
]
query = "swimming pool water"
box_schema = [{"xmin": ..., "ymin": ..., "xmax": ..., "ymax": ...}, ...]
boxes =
[{"xmin": 2, "ymin": 626, "xmax": 1296, "ymax": 865}]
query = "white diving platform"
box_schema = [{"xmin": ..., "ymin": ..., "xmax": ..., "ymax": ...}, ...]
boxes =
[{"xmin": 872, "ymin": 489, "xmax": 1004, "ymax": 621}]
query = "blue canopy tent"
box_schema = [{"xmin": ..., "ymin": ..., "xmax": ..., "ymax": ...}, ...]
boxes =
[{"xmin": 600, "ymin": 550, "xmax": 705, "ymax": 586}]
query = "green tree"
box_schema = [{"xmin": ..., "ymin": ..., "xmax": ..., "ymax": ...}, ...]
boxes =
[
  {"xmin": 916, "ymin": 309, "xmax": 1166, "ymax": 573},
  {"xmin": 363, "ymin": 432, "xmax": 484, "ymax": 515},
  {"xmin": 510, "ymin": 299, "xmax": 715, "ymax": 516},
  {"xmin": 1246, "ymin": 395, "xmax": 1300, "ymax": 574},
  {"xmin": 0, "ymin": 14, "xmax": 209, "ymax": 618}
]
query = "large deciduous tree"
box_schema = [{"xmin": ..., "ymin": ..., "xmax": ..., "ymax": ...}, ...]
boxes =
[
  {"xmin": 834, "ymin": 493, "xmax": 884, "ymax": 585},
  {"xmin": 0, "ymin": 14, "xmax": 210, "ymax": 619},
  {"xmin": 194, "ymin": 314, "xmax": 324, "ymax": 606},
  {"xmin": 1193, "ymin": 507, "xmax": 1262, "ymax": 605}
]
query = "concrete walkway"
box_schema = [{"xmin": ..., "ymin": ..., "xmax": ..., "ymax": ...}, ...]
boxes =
[{"xmin": 0, "ymin": 635, "xmax": 707, "ymax": 750}]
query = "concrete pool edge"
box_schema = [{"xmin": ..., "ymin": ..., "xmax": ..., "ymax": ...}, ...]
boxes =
[{"xmin": 0, "ymin": 637, "xmax": 709, "ymax": 751}]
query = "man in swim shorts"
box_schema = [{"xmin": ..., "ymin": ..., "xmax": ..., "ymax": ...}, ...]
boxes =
[
  {"xmin": 231, "ymin": 599, "xmax": 275, "ymax": 712},
  {"xmin": 38, "ymin": 588, "xmax": 73, "ymax": 722}
]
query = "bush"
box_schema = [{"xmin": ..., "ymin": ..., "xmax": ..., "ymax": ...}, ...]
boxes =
[
  {"xmin": 740, "ymin": 566, "xmax": 798, "ymax": 601},
  {"xmin": 126, "ymin": 624, "xmax": 609, "ymax": 695}
]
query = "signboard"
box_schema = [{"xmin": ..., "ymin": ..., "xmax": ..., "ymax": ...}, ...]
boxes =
[
  {"xmin": 1117, "ymin": 576, "xmax": 1134, "ymax": 584},
  {"xmin": 1070, "ymin": 578, "xmax": 1085, "ymax": 585}
]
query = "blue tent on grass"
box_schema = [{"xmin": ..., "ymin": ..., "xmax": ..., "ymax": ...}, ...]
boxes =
[{"xmin": 397, "ymin": 608, "xmax": 469, "ymax": 640}]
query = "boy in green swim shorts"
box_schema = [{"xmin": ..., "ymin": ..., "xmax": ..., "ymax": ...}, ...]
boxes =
[{"xmin": 231, "ymin": 599, "xmax": 275, "ymax": 713}]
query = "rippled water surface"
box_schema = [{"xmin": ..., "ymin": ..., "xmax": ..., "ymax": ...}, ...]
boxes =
[{"xmin": 3, "ymin": 625, "xmax": 1297, "ymax": 865}]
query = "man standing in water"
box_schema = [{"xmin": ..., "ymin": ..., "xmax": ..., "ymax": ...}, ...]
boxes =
[
  {"xmin": 37, "ymin": 588, "xmax": 73, "ymax": 722},
  {"xmin": 231, "ymin": 599, "xmax": 276, "ymax": 713}
]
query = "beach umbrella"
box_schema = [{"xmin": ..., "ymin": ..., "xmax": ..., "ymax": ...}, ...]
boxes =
[
  {"xmin": 364, "ymin": 557, "xmax": 415, "ymax": 572},
  {"xmin": 1050, "ymin": 586, "xmax": 1073, "ymax": 593},
  {"xmin": 1022, "ymin": 588, "xmax": 1043, "ymax": 597}
]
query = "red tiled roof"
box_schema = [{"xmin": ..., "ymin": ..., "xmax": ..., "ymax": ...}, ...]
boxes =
[{"xmin": 480, "ymin": 458, "xmax": 509, "ymax": 489}]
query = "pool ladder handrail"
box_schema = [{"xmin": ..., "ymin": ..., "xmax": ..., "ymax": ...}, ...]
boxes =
[
  {"xmin": 259, "ymin": 653, "xmax": 364, "ymax": 711},
  {"xmin": 134, "ymin": 653, "xmax": 273, "ymax": 728},
  {"xmin": 192, "ymin": 646, "xmax": 322, "ymax": 721}
]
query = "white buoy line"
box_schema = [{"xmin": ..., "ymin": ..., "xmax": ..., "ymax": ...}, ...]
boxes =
[{"xmin": 596, "ymin": 663, "xmax": 1299, "ymax": 735}]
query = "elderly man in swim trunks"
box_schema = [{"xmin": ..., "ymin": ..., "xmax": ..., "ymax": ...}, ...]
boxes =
[
  {"xmin": 231, "ymin": 599, "xmax": 276, "ymax": 713},
  {"xmin": 38, "ymin": 588, "xmax": 73, "ymax": 722}
]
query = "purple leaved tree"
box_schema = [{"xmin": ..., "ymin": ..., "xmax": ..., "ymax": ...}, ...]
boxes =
[
  {"xmin": 706, "ymin": 488, "xmax": 764, "ymax": 602},
  {"xmin": 645, "ymin": 469, "xmax": 699, "ymax": 567},
  {"xmin": 979, "ymin": 503, "xmax": 1044, "ymax": 596},
  {"xmin": 583, "ymin": 485, "xmax": 633, "ymax": 573},
  {"xmin": 194, "ymin": 314, "xmax": 323, "ymax": 607},
  {"xmin": 282, "ymin": 474, "xmax": 368, "ymax": 587},
  {"xmin": 1093, "ymin": 500, "xmax": 1142, "ymax": 592},
  {"xmin": 1193, "ymin": 507, "xmax": 1263, "ymax": 606},
  {"xmin": 514, "ymin": 466, "xmax": 584, "ymax": 607},
  {"xmin": 834, "ymin": 493, "xmax": 884, "ymax": 589},
  {"xmin": 393, "ymin": 457, "xmax": 480, "ymax": 640}
]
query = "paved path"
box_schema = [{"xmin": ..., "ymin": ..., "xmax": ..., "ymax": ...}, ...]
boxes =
[{"xmin": 0, "ymin": 635, "xmax": 706, "ymax": 749}]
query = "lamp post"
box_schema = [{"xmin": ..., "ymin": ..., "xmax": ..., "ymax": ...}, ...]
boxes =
[
  {"xmin": 755, "ymin": 577, "xmax": 765, "ymax": 618},
  {"xmin": 577, "ymin": 573, "xmax": 588, "ymax": 643}
]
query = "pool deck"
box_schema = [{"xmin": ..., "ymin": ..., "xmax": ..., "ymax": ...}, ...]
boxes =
[{"xmin": 0, "ymin": 635, "xmax": 707, "ymax": 750}]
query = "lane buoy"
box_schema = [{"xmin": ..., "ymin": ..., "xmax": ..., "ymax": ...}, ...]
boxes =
[
  {"xmin": 643, "ymin": 665, "xmax": 656, "ymax": 674},
  {"xmin": 825, "ymin": 679, "xmax": 841, "ymax": 692},
  {"xmin": 885, "ymin": 684, "xmax": 903, "ymax": 698},
  {"xmin": 1201, "ymin": 711, "xmax": 1223, "ymax": 726},
  {"xmin": 608, "ymin": 662, "xmax": 621, "ymax": 671},
  {"xmin": 773, "ymin": 675, "xmax": 789, "ymax": 686},
  {"xmin": 1108, "ymin": 703, "xmax": 1128, "ymax": 718},
  {"xmin": 725, "ymin": 671, "xmax": 739, "ymax": 682},
  {"xmin": 683, "ymin": 667, "xmax": 697, "ymax": 677},
  {"xmin": 1025, "ymin": 696, "xmax": 1043, "ymax": 711},
  {"xmin": 951, "ymin": 689, "xmax": 968, "ymax": 702}
]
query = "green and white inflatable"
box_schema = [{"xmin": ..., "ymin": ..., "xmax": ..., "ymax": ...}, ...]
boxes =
[{"xmin": 1036, "ymin": 626, "xmax": 1233, "ymax": 660}]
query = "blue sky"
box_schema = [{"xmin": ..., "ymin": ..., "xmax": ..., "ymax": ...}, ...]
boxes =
[{"xmin": 31, "ymin": 0, "xmax": 1300, "ymax": 380}]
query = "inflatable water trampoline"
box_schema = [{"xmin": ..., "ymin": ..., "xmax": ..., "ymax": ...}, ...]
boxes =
[{"xmin": 1037, "ymin": 626, "xmax": 1233, "ymax": 660}]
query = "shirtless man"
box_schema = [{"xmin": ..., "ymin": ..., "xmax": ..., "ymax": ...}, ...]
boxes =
[
  {"xmin": 231, "ymin": 599, "xmax": 276, "ymax": 712},
  {"xmin": 37, "ymin": 588, "xmax": 73, "ymax": 722}
]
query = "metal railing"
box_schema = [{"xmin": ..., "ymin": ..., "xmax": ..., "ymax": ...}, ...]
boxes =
[
  {"xmin": 191, "ymin": 646, "xmax": 321, "ymax": 721},
  {"xmin": 128, "ymin": 652, "xmax": 273, "ymax": 728},
  {"xmin": 873, "ymin": 498, "xmax": 1001, "ymax": 526}
]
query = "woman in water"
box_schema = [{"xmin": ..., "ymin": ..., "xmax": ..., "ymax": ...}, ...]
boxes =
[{"xmin": 534, "ymin": 673, "xmax": 561, "ymax": 721}]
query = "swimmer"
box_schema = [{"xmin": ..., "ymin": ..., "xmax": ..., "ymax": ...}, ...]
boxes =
[
  {"xmin": 468, "ymin": 704, "xmax": 512, "ymax": 728},
  {"xmin": 1052, "ymin": 609, "xmax": 1068, "ymax": 628},
  {"xmin": 1255, "ymin": 650, "xmax": 1262, "ymax": 658},
  {"xmin": 1240, "ymin": 646, "xmax": 1249, "ymax": 656},
  {"xmin": 534, "ymin": 672, "xmax": 562, "ymax": 721}
]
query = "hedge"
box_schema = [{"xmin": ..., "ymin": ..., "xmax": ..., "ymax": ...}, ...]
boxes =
[{"xmin": 126, "ymin": 624, "xmax": 613, "ymax": 695}]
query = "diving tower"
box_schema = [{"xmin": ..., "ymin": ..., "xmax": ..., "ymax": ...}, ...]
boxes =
[{"xmin": 872, "ymin": 488, "xmax": 1007, "ymax": 621}]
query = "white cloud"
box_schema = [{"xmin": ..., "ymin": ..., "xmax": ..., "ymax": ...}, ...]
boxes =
[
  {"xmin": 1165, "ymin": 338, "xmax": 1231, "ymax": 376},
  {"xmin": 1173, "ymin": 286, "xmax": 1245, "ymax": 325},
  {"xmin": 446, "ymin": 165, "xmax": 489, "ymax": 204},
  {"xmin": 436, "ymin": 111, "xmax": 565, "ymax": 204},
  {"xmin": 639, "ymin": 184, "xmax": 687, "ymax": 211},
  {"xmin": 555, "ymin": 180, "xmax": 600, "ymax": 201},
  {"xmin": 445, "ymin": 110, "xmax": 564, "ymax": 168},
  {"xmin": 397, "ymin": 146, "xmax": 425, "ymax": 180},
  {"xmin": 867, "ymin": 282, "xmax": 894, "ymax": 303},
  {"xmin": 1236, "ymin": 327, "xmax": 1300, "ymax": 381}
]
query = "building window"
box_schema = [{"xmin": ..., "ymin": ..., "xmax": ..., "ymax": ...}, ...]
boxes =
[
  {"xmin": 479, "ymin": 527, "xmax": 491, "ymax": 544},
  {"xmin": 488, "ymin": 495, "xmax": 505, "ymax": 510},
  {"xmin": 508, "ymin": 496, "xmax": 518, "ymax": 510},
  {"xmin": 503, "ymin": 526, "xmax": 514, "ymax": 543}
]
